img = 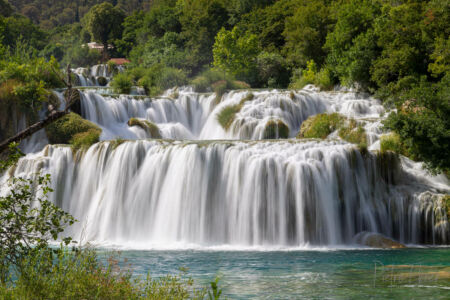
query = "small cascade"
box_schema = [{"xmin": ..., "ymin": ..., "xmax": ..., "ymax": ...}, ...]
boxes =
[
  {"xmin": 4, "ymin": 140, "xmax": 448, "ymax": 248},
  {"xmin": 72, "ymin": 64, "xmax": 124, "ymax": 87},
  {"xmin": 78, "ymin": 88, "xmax": 386, "ymax": 142}
]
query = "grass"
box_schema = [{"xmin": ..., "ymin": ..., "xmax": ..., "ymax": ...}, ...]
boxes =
[
  {"xmin": 263, "ymin": 119, "xmax": 290, "ymax": 139},
  {"xmin": 45, "ymin": 113, "xmax": 101, "ymax": 148},
  {"xmin": 127, "ymin": 118, "xmax": 162, "ymax": 138}
]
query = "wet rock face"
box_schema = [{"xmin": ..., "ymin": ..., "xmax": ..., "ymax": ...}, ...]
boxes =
[{"xmin": 355, "ymin": 232, "xmax": 406, "ymax": 249}]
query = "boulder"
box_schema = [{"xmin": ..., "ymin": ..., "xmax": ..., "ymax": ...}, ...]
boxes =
[{"xmin": 354, "ymin": 232, "xmax": 406, "ymax": 249}]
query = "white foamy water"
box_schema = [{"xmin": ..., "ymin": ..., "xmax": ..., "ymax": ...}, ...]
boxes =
[{"xmin": 4, "ymin": 140, "xmax": 448, "ymax": 249}]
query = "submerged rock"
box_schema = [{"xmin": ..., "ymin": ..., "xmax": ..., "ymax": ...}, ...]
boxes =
[{"xmin": 354, "ymin": 232, "xmax": 406, "ymax": 249}]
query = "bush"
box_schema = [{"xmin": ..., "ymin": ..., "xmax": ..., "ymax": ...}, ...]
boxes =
[
  {"xmin": 97, "ymin": 76, "xmax": 108, "ymax": 86},
  {"xmin": 111, "ymin": 73, "xmax": 133, "ymax": 94},
  {"xmin": 159, "ymin": 67, "xmax": 188, "ymax": 90},
  {"xmin": 45, "ymin": 113, "xmax": 101, "ymax": 146},
  {"xmin": 0, "ymin": 247, "xmax": 210, "ymax": 299},
  {"xmin": 191, "ymin": 68, "xmax": 250, "ymax": 95},
  {"xmin": 297, "ymin": 113, "xmax": 343, "ymax": 139},
  {"xmin": 338, "ymin": 119, "xmax": 367, "ymax": 146},
  {"xmin": 289, "ymin": 61, "xmax": 334, "ymax": 90},
  {"xmin": 263, "ymin": 119, "xmax": 290, "ymax": 139},
  {"xmin": 380, "ymin": 133, "xmax": 407, "ymax": 156}
]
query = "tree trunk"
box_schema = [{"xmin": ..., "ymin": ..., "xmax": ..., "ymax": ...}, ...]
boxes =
[{"xmin": 0, "ymin": 66, "xmax": 77, "ymax": 154}]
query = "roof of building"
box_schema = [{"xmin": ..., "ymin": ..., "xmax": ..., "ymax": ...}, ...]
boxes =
[{"xmin": 108, "ymin": 58, "xmax": 131, "ymax": 65}]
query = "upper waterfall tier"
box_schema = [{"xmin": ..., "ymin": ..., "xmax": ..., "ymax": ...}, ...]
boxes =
[
  {"xmin": 5, "ymin": 140, "xmax": 448, "ymax": 249},
  {"xmin": 77, "ymin": 87, "xmax": 386, "ymax": 143}
]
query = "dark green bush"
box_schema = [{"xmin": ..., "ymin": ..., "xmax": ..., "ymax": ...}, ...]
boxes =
[
  {"xmin": 97, "ymin": 76, "xmax": 108, "ymax": 86},
  {"xmin": 111, "ymin": 73, "xmax": 133, "ymax": 94}
]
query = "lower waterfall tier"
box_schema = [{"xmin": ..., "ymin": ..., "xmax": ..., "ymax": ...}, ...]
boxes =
[{"xmin": 6, "ymin": 140, "xmax": 449, "ymax": 248}]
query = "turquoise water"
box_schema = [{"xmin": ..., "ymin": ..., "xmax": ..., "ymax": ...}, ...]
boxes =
[{"xmin": 101, "ymin": 248, "xmax": 450, "ymax": 299}]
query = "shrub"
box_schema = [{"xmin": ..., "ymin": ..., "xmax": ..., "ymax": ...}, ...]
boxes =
[
  {"xmin": 297, "ymin": 113, "xmax": 343, "ymax": 139},
  {"xmin": 159, "ymin": 67, "xmax": 188, "ymax": 90},
  {"xmin": 380, "ymin": 133, "xmax": 407, "ymax": 156},
  {"xmin": 338, "ymin": 119, "xmax": 367, "ymax": 145},
  {"xmin": 0, "ymin": 247, "xmax": 209, "ymax": 299},
  {"xmin": 45, "ymin": 113, "xmax": 101, "ymax": 145},
  {"xmin": 263, "ymin": 119, "xmax": 290, "ymax": 139},
  {"xmin": 127, "ymin": 118, "xmax": 162, "ymax": 138},
  {"xmin": 110, "ymin": 73, "xmax": 133, "ymax": 94},
  {"xmin": 191, "ymin": 68, "xmax": 250, "ymax": 94},
  {"xmin": 107, "ymin": 61, "xmax": 118, "ymax": 74},
  {"xmin": 191, "ymin": 75, "xmax": 210, "ymax": 92},
  {"xmin": 289, "ymin": 61, "xmax": 334, "ymax": 90},
  {"xmin": 97, "ymin": 76, "xmax": 108, "ymax": 86}
]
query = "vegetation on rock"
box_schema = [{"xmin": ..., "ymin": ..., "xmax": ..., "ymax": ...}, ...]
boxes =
[
  {"xmin": 263, "ymin": 119, "xmax": 290, "ymax": 139},
  {"xmin": 127, "ymin": 118, "xmax": 161, "ymax": 139},
  {"xmin": 45, "ymin": 112, "xmax": 101, "ymax": 147},
  {"xmin": 297, "ymin": 113, "xmax": 343, "ymax": 139},
  {"xmin": 217, "ymin": 92, "xmax": 255, "ymax": 131}
]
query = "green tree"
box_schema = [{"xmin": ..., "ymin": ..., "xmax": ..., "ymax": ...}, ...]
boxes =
[
  {"xmin": 324, "ymin": 0, "xmax": 381, "ymax": 89},
  {"xmin": 176, "ymin": 0, "xmax": 229, "ymax": 74},
  {"xmin": 0, "ymin": 144, "xmax": 75, "ymax": 283},
  {"xmin": 84, "ymin": 2, "xmax": 125, "ymax": 60},
  {"xmin": 384, "ymin": 74, "xmax": 450, "ymax": 174},
  {"xmin": 283, "ymin": 0, "xmax": 333, "ymax": 68},
  {"xmin": 213, "ymin": 27, "xmax": 260, "ymax": 84}
]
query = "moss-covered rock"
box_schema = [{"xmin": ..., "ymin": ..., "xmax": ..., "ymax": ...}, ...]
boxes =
[
  {"xmin": 263, "ymin": 119, "xmax": 290, "ymax": 139},
  {"xmin": 127, "ymin": 118, "xmax": 162, "ymax": 138},
  {"xmin": 97, "ymin": 76, "xmax": 108, "ymax": 86},
  {"xmin": 71, "ymin": 129, "xmax": 101, "ymax": 149},
  {"xmin": 297, "ymin": 113, "xmax": 344, "ymax": 139},
  {"xmin": 46, "ymin": 113, "xmax": 101, "ymax": 146}
]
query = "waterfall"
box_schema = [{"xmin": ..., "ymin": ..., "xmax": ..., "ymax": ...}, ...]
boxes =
[
  {"xmin": 2, "ymin": 67, "xmax": 448, "ymax": 249},
  {"xmin": 5, "ymin": 140, "xmax": 448, "ymax": 248},
  {"xmin": 78, "ymin": 88, "xmax": 386, "ymax": 143}
]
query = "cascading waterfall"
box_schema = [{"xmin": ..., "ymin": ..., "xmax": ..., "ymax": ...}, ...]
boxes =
[
  {"xmin": 77, "ymin": 87, "xmax": 386, "ymax": 143},
  {"xmin": 5, "ymin": 140, "xmax": 448, "ymax": 248},
  {"xmin": 2, "ymin": 67, "xmax": 449, "ymax": 249}
]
